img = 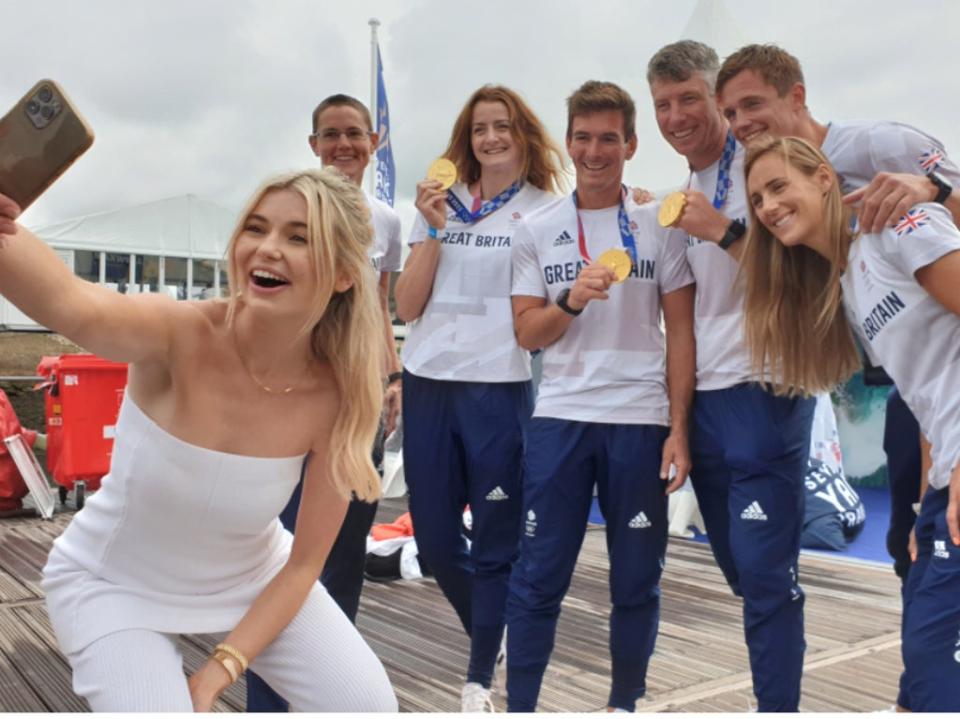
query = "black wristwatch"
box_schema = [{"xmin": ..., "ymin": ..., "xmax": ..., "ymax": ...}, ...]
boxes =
[
  {"xmin": 555, "ymin": 288, "xmax": 583, "ymax": 316},
  {"xmin": 929, "ymin": 172, "xmax": 953, "ymax": 205},
  {"xmin": 387, "ymin": 371, "xmax": 403, "ymax": 385},
  {"xmin": 718, "ymin": 219, "xmax": 747, "ymax": 250}
]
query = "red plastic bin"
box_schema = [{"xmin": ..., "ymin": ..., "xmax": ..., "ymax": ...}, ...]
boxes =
[{"xmin": 36, "ymin": 354, "xmax": 128, "ymax": 506}]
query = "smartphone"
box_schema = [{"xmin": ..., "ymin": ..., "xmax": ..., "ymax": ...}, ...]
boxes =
[{"xmin": 0, "ymin": 79, "xmax": 94, "ymax": 211}]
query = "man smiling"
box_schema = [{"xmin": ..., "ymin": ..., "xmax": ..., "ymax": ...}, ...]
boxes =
[
  {"xmin": 505, "ymin": 80, "xmax": 695, "ymax": 712},
  {"xmin": 716, "ymin": 44, "xmax": 960, "ymax": 231},
  {"xmin": 645, "ymin": 41, "xmax": 816, "ymax": 712}
]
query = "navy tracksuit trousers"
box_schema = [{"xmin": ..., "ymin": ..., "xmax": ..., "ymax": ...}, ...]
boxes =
[
  {"xmin": 897, "ymin": 486, "xmax": 960, "ymax": 711},
  {"xmin": 505, "ymin": 418, "xmax": 669, "ymax": 712},
  {"xmin": 688, "ymin": 383, "xmax": 814, "ymax": 712},
  {"xmin": 403, "ymin": 370, "xmax": 532, "ymax": 689},
  {"xmin": 883, "ymin": 387, "xmax": 922, "ymax": 586}
]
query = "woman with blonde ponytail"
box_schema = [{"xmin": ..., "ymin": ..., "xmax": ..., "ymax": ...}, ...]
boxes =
[
  {"xmin": 743, "ymin": 136, "xmax": 960, "ymax": 712},
  {"xmin": 0, "ymin": 168, "xmax": 396, "ymax": 712}
]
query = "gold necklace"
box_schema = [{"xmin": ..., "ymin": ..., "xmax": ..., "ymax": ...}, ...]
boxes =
[{"xmin": 232, "ymin": 325, "xmax": 310, "ymax": 395}]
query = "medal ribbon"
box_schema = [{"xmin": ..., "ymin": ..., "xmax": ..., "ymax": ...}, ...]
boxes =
[
  {"xmin": 573, "ymin": 185, "xmax": 637, "ymax": 264},
  {"xmin": 446, "ymin": 179, "xmax": 521, "ymax": 224},
  {"xmin": 711, "ymin": 130, "xmax": 737, "ymax": 209}
]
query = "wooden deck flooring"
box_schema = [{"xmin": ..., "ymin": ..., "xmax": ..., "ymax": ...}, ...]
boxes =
[{"xmin": 0, "ymin": 498, "xmax": 904, "ymax": 712}]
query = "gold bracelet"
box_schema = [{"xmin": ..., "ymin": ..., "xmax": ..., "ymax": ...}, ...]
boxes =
[
  {"xmin": 214, "ymin": 642, "xmax": 250, "ymax": 672},
  {"xmin": 211, "ymin": 650, "xmax": 239, "ymax": 684}
]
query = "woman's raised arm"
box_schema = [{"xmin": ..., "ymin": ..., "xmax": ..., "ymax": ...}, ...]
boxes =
[{"xmin": 0, "ymin": 193, "xmax": 178, "ymax": 365}]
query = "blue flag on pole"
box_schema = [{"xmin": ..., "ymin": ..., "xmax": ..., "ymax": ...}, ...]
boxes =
[{"xmin": 374, "ymin": 43, "xmax": 395, "ymax": 207}]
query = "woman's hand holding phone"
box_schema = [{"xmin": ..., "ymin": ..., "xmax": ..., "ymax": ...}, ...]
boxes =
[{"xmin": 0, "ymin": 192, "xmax": 21, "ymax": 240}]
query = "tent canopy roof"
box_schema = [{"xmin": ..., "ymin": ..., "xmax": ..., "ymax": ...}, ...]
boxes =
[{"xmin": 30, "ymin": 194, "xmax": 239, "ymax": 260}]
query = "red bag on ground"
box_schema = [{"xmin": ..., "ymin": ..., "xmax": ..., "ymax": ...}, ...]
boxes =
[{"xmin": 0, "ymin": 389, "xmax": 38, "ymax": 511}]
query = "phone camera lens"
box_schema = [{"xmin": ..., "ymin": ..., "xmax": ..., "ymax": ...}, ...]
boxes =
[
  {"xmin": 38, "ymin": 87, "xmax": 53, "ymax": 103},
  {"xmin": 27, "ymin": 100, "xmax": 40, "ymax": 115},
  {"xmin": 41, "ymin": 105, "xmax": 54, "ymax": 120}
]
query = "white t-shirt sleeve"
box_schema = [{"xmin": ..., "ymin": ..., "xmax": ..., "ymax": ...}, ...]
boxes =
[
  {"xmin": 891, "ymin": 203, "xmax": 960, "ymax": 277},
  {"xmin": 866, "ymin": 124, "xmax": 960, "ymax": 185},
  {"xmin": 657, "ymin": 226, "xmax": 695, "ymax": 295},
  {"xmin": 510, "ymin": 221, "xmax": 546, "ymax": 299},
  {"xmin": 383, "ymin": 212, "xmax": 403, "ymax": 272},
  {"xmin": 407, "ymin": 211, "xmax": 429, "ymax": 247}
]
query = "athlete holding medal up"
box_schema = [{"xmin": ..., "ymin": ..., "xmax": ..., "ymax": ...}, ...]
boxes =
[
  {"xmin": 645, "ymin": 41, "xmax": 817, "ymax": 712},
  {"xmin": 506, "ymin": 81, "xmax": 695, "ymax": 712},
  {"xmin": 394, "ymin": 85, "xmax": 564, "ymax": 712}
]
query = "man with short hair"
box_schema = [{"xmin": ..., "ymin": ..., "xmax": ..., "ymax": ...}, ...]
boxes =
[
  {"xmin": 717, "ymin": 43, "xmax": 960, "ymax": 714},
  {"xmin": 716, "ymin": 44, "xmax": 960, "ymax": 229},
  {"xmin": 505, "ymin": 80, "xmax": 695, "ymax": 712},
  {"xmin": 246, "ymin": 93, "xmax": 403, "ymax": 712},
  {"xmin": 646, "ymin": 40, "xmax": 816, "ymax": 712}
]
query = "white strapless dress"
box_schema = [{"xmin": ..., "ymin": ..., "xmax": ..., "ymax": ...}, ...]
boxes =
[{"xmin": 42, "ymin": 392, "xmax": 305, "ymax": 655}]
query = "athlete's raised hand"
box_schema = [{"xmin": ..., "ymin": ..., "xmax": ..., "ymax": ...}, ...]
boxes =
[
  {"xmin": 843, "ymin": 171, "xmax": 938, "ymax": 234},
  {"xmin": 674, "ymin": 190, "xmax": 730, "ymax": 244},
  {"xmin": 567, "ymin": 263, "xmax": 616, "ymax": 311},
  {"xmin": 0, "ymin": 192, "xmax": 21, "ymax": 239},
  {"xmin": 415, "ymin": 180, "xmax": 448, "ymax": 233}
]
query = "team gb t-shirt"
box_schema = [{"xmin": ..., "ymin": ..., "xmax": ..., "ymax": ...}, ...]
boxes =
[
  {"xmin": 841, "ymin": 203, "xmax": 960, "ymax": 490},
  {"xmin": 511, "ymin": 195, "xmax": 693, "ymax": 424},
  {"xmin": 401, "ymin": 183, "xmax": 554, "ymax": 382},
  {"xmin": 364, "ymin": 190, "xmax": 402, "ymax": 274}
]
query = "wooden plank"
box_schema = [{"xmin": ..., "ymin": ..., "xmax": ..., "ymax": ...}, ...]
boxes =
[
  {"xmin": 0, "ymin": 535, "xmax": 45, "ymax": 597},
  {"xmin": 0, "ymin": 503, "xmax": 906, "ymax": 713},
  {"xmin": 0, "ymin": 606, "xmax": 82, "ymax": 711},
  {"xmin": 0, "ymin": 565, "xmax": 33, "ymax": 603}
]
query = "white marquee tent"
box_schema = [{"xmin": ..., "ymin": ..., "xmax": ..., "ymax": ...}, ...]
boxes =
[{"xmin": 1, "ymin": 195, "xmax": 238, "ymax": 330}]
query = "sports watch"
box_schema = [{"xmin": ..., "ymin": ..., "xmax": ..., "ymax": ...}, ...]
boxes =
[
  {"xmin": 718, "ymin": 219, "xmax": 747, "ymax": 251},
  {"xmin": 555, "ymin": 288, "xmax": 582, "ymax": 316},
  {"xmin": 928, "ymin": 172, "xmax": 953, "ymax": 205}
]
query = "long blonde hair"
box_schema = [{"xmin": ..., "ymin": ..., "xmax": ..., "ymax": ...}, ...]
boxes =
[
  {"xmin": 741, "ymin": 136, "xmax": 861, "ymax": 396},
  {"xmin": 226, "ymin": 168, "xmax": 383, "ymax": 501},
  {"xmin": 443, "ymin": 85, "xmax": 567, "ymax": 193}
]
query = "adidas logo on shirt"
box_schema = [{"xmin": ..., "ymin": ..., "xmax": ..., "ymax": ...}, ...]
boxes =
[
  {"xmin": 740, "ymin": 501, "xmax": 768, "ymax": 521},
  {"xmin": 553, "ymin": 230, "xmax": 574, "ymax": 247},
  {"xmin": 628, "ymin": 512, "xmax": 652, "ymax": 529},
  {"xmin": 486, "ymin": 486, "xmax": 509, "ymax": 501}
]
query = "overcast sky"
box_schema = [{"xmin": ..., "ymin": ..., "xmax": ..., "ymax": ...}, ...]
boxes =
[{"xmin": 5, "ymin": 0, "xmax": 959, "ymax": 236}]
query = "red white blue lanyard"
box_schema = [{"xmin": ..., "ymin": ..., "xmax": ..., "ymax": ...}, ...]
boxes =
[
  {"xmin": 446, "ymin": 180, "xmax": 521, "ymax": 224},
  {"xmin": 573, "ymin": 185, "xmax": 636, "ymax": 264}
]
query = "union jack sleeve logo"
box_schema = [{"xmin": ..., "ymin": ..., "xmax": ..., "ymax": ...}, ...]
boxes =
[
  {"xmin": 919, "ymin": 148, "xmax": 944, "ymax": 173},
  {"xmin": 894, "ymin": 208, "xmax": 929, "ymax": 236}
]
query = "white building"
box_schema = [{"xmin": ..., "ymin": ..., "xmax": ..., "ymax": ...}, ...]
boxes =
[{"xmin": 1, "ymin": 195, "xmax": 238, "ymax": 330}]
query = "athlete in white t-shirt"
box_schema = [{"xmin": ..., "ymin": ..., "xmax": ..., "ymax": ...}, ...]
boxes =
[
  {"xmin": 246, "ymin": 94, "xmax": 403, "ymax": 712},
  {"xmin": 716, "ymin": 44, "xmax": 960, "ymax": 232},
  {"xmin": 505, "ymin": 81, "xmax": 695, "ymax": 713},
  {"xmin": 393, "ymin": 85, "xmax": 565, "ymax": 713},
  {"xmin": 743, "ymin": 135, "xmax": 960, "ymax": 713},
  {"xmin": 717, "ymin": 44, "xmax": 960, "ymax": 711},
  {"xmin": 645, "ymin": 41, "xmax": 817, "ymax": 712}
]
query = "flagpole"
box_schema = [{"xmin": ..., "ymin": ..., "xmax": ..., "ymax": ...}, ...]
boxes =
[{"xmin": 368, "ymin": 18, "xmax": 380, "ymax": 195}]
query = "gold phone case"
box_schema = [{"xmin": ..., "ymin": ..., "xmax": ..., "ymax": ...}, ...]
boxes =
[{"xmin": 0, "ymin": 79, "xmax": 95, "ymax": 211}]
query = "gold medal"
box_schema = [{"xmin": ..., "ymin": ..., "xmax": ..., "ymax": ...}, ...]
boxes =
[
  {"xmin": 426, "ymin": 158, "xmax": 457, "ymax": 190},
  {"xmin": 657, "ymin": 191, "xmax": 687, "ymax": 228},
  {"xmin": 596, "ymin": 248, "xmax": 632, "ymax": 284}
]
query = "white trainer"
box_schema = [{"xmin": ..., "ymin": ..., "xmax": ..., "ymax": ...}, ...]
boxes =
[{"xmin": 461, "ymin": 682, "xmax": 495, "ymax": 713}]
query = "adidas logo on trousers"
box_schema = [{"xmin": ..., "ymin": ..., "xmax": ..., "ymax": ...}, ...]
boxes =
[{"xmin": 740, "ymin": 501, "xmax": 768, "ymax": 521}]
